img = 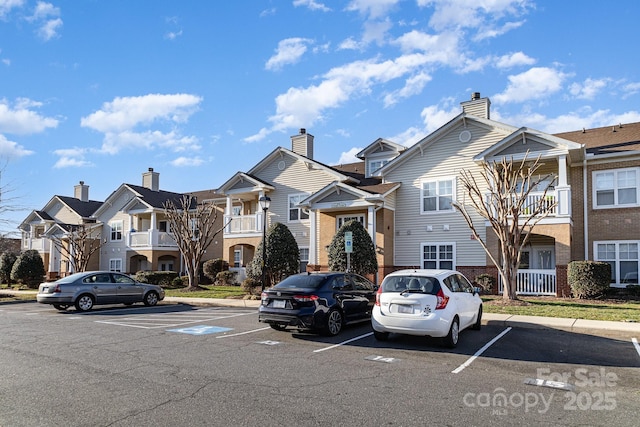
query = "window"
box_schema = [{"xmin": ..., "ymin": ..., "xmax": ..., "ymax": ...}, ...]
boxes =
[
  {"xmin": 109, "ymin": 221, "xmax": 123, "ymax": 241},
  {"xmin": 234, "ymin": 250, "xmax": 241, "ymax": 268},
  {"xmin": 368, "ymin": 159, "xmax": 388, "ymax": 176},
  {"xmin": 109, "ymin": 258, "xmax": 122, "ymax": 272},
  {"xmin": 158, "ymin": 221, "xmax": 168, "ymax": 233},
  {"xmin": 299, "ymin": 247, "xmax": 309, "ymax": 273},
  {"xmin": 421, "ymin": 243, "xmax": 455, "ymax": 270},
  {"xmin": 421, "ymin": 177, "xmax": 455, "ymax": 213},
  {"xmin": 336, "ymin": 214, "xmax": 365, "ymax": 230},
  {"xmin": 232, "ymin": 206, "xmax": 242, "ymax": 216},
  {"xmin": 288, "ymin": 194, "xmax": 309, "ymax": 222},
  {"xmin": 595, "ymin": 241, "xmax": 639, "ymax": 285},
  {"xmin": 159, "ymin": 262, "xmax": 174, "ymax": 271},
  {"xmin": 594, "ymin": 168, "xmax": 638, "ymax": 208}
]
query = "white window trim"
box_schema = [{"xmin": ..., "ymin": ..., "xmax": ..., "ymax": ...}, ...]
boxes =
[
  {"xmin": 336, "ymin": 214, "xmax": 366, "ymax": 231},
  {"xmin": 594, "ymin": 240, "xmax": 639, "ymax": 287},
  {"xmin": 592, "ymin": 167, "xmax": 639, "ymax": 209},
  {"xmin": 420, "ymin": 176, "xmax": 457, "ymax": 215},
  {"xmin": 368, "ymin": 159, "xmax": 389, "ymax": 177},
  {"xmin": 288, "ymin": 193, "xmax": 310, "ymax": 223},
  {"xmin": 109, "ymin": 258, "xmax": 123, "ymax": 272},
  {"xmin": 109, "ymin": 220, "xmax": 123, "ymax": 242},
  {"xmin": 420, "ymin": 242, "xmax": 456, "ymax": 270}
]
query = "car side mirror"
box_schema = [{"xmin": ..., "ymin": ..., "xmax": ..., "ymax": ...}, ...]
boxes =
[{"xmin": 473, "ymin": 287, "xmax": 482, "ymax": 295}]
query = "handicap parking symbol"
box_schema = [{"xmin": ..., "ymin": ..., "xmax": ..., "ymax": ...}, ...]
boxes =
[{"xmin": 168, "ymin": 325, "xmax": 232, "ymax": 335}]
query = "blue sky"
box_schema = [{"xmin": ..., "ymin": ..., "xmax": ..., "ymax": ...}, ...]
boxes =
[{"xmin": 1, "ymin": 0, "xmax": 639, "ymax": 235}]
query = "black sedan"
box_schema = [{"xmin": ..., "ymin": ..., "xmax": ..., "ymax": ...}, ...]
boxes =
[{"xmin": 258, "ymin": 272, "xmax": 377, "ymax": 336}]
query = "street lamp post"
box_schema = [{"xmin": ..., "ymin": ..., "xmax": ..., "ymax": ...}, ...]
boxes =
[{"xmin": 258, "ymin": 195, "xmax": 271, "ymax": 292}]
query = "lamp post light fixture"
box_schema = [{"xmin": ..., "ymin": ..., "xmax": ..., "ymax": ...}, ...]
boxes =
[{"xmin": 258, "ymin": 195, "xmax": 271, "ymax": 291}]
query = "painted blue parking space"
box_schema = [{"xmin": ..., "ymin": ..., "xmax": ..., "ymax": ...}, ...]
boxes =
[{"xmin": 168, "ymin": 325, "xmax": 233, "ymax": 335}]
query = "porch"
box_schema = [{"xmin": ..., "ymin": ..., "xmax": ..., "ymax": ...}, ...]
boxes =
[
  {"xmin": 128, "ymin": 230, "xmax": 177, "ymax": 248},
  {"xmin": 498, "ymin": 269, "xmax": 557, "ymax": 295}
]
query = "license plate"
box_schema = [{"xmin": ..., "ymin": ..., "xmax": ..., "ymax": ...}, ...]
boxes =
[
  {"xmin": 397, "ymin": 304, "xmax": 413, "ymax": 314},
  {"xmin": 273, "ymin": 299, "xmax": 286, "ymax": 309}
]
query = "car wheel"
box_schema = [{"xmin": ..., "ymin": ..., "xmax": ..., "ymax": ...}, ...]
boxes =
[
  {"xmin": 443, "ymin": 316, "xmax": 459, "ymax": 348},
  {"xmin": 270, "ymin": 323, "xmax": 287, "ymax": 331},
  {"xmin": 373, "ymin": 330, "xmax": 389, "ymax": 341},
  {"xmin": 322, "ymin": 309, "xmax": 343, "ymax": 336},
  {"xmin": 53, "ymin": 304, "xmax": 69, "ymax": 311},
  {"xmin": 471, "ymin": 306, "xmax": 482, "ymax": 330},
  {"xmin": 74, "ymin": 294, "xmax": 94, "ymax": 312},
  {"xmin": 143, "ymin": 291, "xmax": 159, "ymax": 306}
]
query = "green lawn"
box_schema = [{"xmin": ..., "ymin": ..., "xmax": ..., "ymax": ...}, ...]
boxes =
[
  {"xmin": 482, "ymin": 296, "xmax": 640, "ymax": 322},
  {"xmin": 164, "ymin": 285, "xmax": 248, "ymax": 299}
]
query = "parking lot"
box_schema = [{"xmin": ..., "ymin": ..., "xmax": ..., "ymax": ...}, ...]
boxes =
[{"xmin": 1, "ymin": 301, "xmax": 639, "ymax": 426}]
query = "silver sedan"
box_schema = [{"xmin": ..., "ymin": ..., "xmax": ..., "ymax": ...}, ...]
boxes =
[{"xmin": 36, "ymin": 271, "xmax": 165, "ymax": 312}]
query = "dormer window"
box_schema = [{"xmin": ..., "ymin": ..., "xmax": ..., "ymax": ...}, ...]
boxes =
[{"xmin": 368, "ymin": 159, "xmax": 389, "ymax": 177}]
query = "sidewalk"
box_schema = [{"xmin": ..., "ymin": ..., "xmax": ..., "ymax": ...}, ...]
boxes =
[{"xmin": 2, "ymin": 289, "xmax": 640, "ymax": 334}]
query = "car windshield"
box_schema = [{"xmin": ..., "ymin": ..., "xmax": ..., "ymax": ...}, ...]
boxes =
[
  {"xmin": 381, "ymin": 276, "xmax": 440, "ymax": 295},
  {"xmin": 272, "ymin": 274, "xmax": 327, "ymax": 290}
]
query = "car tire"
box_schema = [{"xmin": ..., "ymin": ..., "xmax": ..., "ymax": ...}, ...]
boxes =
[
  {"xmin": 74, "ymin": 294, "xmax": 94, "ymax": 312},
  {"xmin": 143, "ymin": 291, "xmax": 159, "ymax": 306},
  {"xmin": 53, "ymin": 304, "xmax": 69, "ymax": 311},
  {"xmin": 443, "ymin": 316, "xmax": 459, "ymax": 348},
  {"xmin": 471, "ymin": 306, "xmax": 482, "ymax": 330},
  {"xmin": 373, "ymin": 330, "xmax": 389, "ymax": 341},
  {"xmin": 270, "ymin": 323, "xmax": 287, "ymax": 331},
  {"xmin": 322, "ymin": 309, "xmax": 343, "ymax": 336}
]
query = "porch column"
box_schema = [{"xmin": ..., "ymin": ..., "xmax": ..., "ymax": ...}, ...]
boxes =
[
  {"xmin": 309, "ymin": 210, "xmax": 317, "ymax": 264},
  {"xmin": 48, "ymin": 238, "xmax": 56, "ymax": 273},
  {"xmin": 225, "ymin": 195, "xmax": 233, "ymax": 233},
  {"xmin": 367, "ymin": 206, "xmax": 375, "ymax": 240},
  {"xmin": 556, "ymin": 155, "xmax": 571, "ymax": 216},
  {"xmin": 150, "ymin": 212, "xmax": 157, "ymax": 245}
]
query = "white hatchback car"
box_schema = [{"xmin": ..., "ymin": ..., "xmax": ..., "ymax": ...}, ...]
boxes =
[{"xmin": 371, "ymin": 269, "xmax": 482, "ymax": 347}]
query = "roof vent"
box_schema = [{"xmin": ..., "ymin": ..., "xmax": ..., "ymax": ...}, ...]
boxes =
[{"xmin": 471, "ymin": 92, "xmax": 481, "ymax": 100}]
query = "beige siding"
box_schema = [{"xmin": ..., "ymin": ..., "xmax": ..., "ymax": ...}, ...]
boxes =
[
  {"xmin": 48, "ymin": 202, "xmax": 80, "ymax": 224},
  {"xmin": 497, "ymin": 139, "xmax": 549, "ymax": 156},
  {"xmin": 386, "ymin": 122, "xmax": 511, "ymax": 267},
  {"xmin": 95, "ymin": 190, "xmax": 135, "ymax": 271},
  {"xmin": 257, "ymin": 154, "xmax": 341, "ymax": 249}
]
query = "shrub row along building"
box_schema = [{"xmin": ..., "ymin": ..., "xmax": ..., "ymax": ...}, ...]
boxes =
[{"xmin": 19, "ymin": 93, "xmax": 640, "ymax": 296}]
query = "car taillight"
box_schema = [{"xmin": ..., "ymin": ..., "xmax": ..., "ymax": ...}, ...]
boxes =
[
  {"xmin": 261, "ymin": 292, "xmax": 268, "ymax": 300},
  {"xmin": 435, "ymin": 288, "xmax": 449, "ymax": 310},
  {"xmin": 293, "ymin": 295, "xmax": 319, "ymax": 302},
  {"xmin": 375, "ymin": 286, "xmax": 383, "ymax": 306},
  {"xmin": 53, "ymin": 284, "xmax": 61, "ymax": 293}
]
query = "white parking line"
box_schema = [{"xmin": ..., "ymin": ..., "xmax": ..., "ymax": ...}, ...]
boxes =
[
  {"xmin": 313, "ymin": 332, "xmax": 373, "ymax": 353},
  {"xmin": 216, "ymin": 327, "xmax": 271, "ymax": 338},
  {"xmin": 451, "ymin": 327, "xmax": 512, "ymax": 374},
  {"xmin": 94, "ymin": 310, "xmax": 254, "ymax": 329},
  {"xmin": 633, "ymin": 338, "xmax": 640, "ymax": 357}
]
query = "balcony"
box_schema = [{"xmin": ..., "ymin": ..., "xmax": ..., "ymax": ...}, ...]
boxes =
[
  {"xmin": 24, "ymin": 237, "xmax": 49, "ymax": 252},
  {"xmin": 128, "ymin": 231, "xmax": 177, "ymax": 248},
  {"xmin": 224, "ymin": 213, "xmax": 265, "ymax": 236},
  {"xmin": 485, "ymin": 188, "xmax": 571, "ymax": 218}
]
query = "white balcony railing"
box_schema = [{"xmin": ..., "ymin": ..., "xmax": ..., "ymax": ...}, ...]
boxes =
[
  {"xmin": 129, "ymin": 231, "xmax": 177, "ymax": 248},
  {"xmin": 224, "ymin": 213, "xmax": 264, "ymax": 235},
  {"xmin": 484, "ymin": 189, "xmax": 571, "ymax": 218},
  {"xmin": 498, "ymin": 269, "xmax": 557, "ymax": 295}
]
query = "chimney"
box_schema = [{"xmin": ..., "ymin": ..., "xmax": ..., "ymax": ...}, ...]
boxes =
[
  {"xmin": 142, "ymin": 167, "xmax": 159, "ymax": 191},
  {"xmin": 74, "ymin": 181, "xmax": 89, "ymax": 202},
  {"xmin": 290, "ymin": 128, "xmax": 314, "ymax": 159},
  {"xmin": 460, "ymin": 92, "xmax": 491, "ymax": 119}
]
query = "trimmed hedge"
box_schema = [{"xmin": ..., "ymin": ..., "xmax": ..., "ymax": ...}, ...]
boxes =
[
  {"xmin": 134, "ymin": 271, "xmax": 179, "ymax": 288},
  {"xmin": 203, "ymin": 258, "xmax": 229, "ymax": 282},
  {"xmin": 568, "ymin": 261, "xmax": 611, "ymax": 299}
]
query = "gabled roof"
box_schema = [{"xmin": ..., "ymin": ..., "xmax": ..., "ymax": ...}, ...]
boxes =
[
  {"xmin": 356, "ymin": 138, "xmax": 406, "ymax": 159},
  {"xmin": 93, "ymin": 183, "xmax": 190, "ymax": 217},
  {"xmin": 247, "ymin": 146, "xmax": 355, "ymax": 183},
  {"xmin": 56, "ymin": 196, "xmax": 103, "ymax": 218},
  {"xmin": 554, "ymin": 121, "xmax": 640, "ymax": 155},
  {"xmin": 378, "ymin": 112, "xmax": 518, "ymax": 175},
  {"xmin": 217, "ymin": 172, "xmax": 275, "ymax": 195},
  {"xmin": 18, "ymin": 210, "xmax": 55, "ymax": 231},
  {"xmin": 474, "ymin": 127, "xmax": 584, "ymax": 164}
]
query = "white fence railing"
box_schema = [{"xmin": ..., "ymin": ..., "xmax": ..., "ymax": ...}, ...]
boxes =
[
  {"xmin": 498, "ymin": 269, "xmax": 557, "ymax": 295},
  {"xmin": 224, "ymin": 213, "xmax": 264, "ymax": 235}
]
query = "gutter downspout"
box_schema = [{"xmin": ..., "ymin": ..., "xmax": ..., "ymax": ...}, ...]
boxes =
[{"xmin": 583, "ymin": 157, "xmax": 589, "ymax": 260}]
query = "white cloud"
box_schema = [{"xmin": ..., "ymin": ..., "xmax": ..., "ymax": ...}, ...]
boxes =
[
  {"xmin": 170, "ymin": 156, "xmax": 205, "ymax": 167},
  {"xmin": 52, "ymin": 147, "xmax": 95, "ymax": 168},
  {"xmin": 0, "ymin": 98, "xmax": 59, "ymax": 134},
  {"xmin": 37, "ymin": 17, "xmax": 62, "ymax": 40},
  {"xmin": 164, "ymin": 30, "xmax": 183, "ymax": 40},
  {"xmin": 0, "ymin": 134, "xmax": 34, "ymax": 158},
  {"xmin": 569, "ymin": 78, "xmax": 610, "ymax": 100},
  {"xmin": 495, "ymin": 51, "xmax": 536, "ymax": 69},
  {"xmin": 419, "ymin": 0, "xmax": 531, "ymax": 33},
  {"xmin": 100, "ymin": 130, "xmax": 200, "ymax": 155},
  {"xmin": 336, "ymin": 147, "xmax": 362, "ymax": 165},
  {"xmin": 0, "ymin": 0, "xmax": 24, "ymax": 18},
  {"xmin": 493, "ymin": 67, "xmax": 569, "ymax": 104},
  {"xmin": 28, "ymin": 2, "xmax": 62, "ymax": 41},
  {"xmin": 345, "ymin": 0, "xmax": 400, "ymax": 19},
  {"xmin": 81, "ymin": 93, "xmax": 202, "ymax": 133},
  {"xmin": 383, "ymin": 71, "xmax": 432, "ymax": 107},
  {"xmin": 265, "ymin": 37, "xmax": 313, "ymax": 71},
  {"xmin": 473, "ymin": 20, "xmax": 525, "ymax": 41},
  {"xmin": 293, "ymin": 0, "xmax": 331, "ymax": 12}
]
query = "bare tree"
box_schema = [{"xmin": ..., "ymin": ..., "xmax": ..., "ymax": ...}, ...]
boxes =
[
  {"xmin": 0, "ymin": 161, "xmax": 27, "ymax": 235},
  {"xmin": 163, "ymin": 195, "xmax": 226, "ymax": 291},
  {"xmin": 49, "ymin": 223, "xmax": 105, "ymax": 273},
  {"xmin": 453, "ymin": 154, "xmax": 557, "ymax": 300}
]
